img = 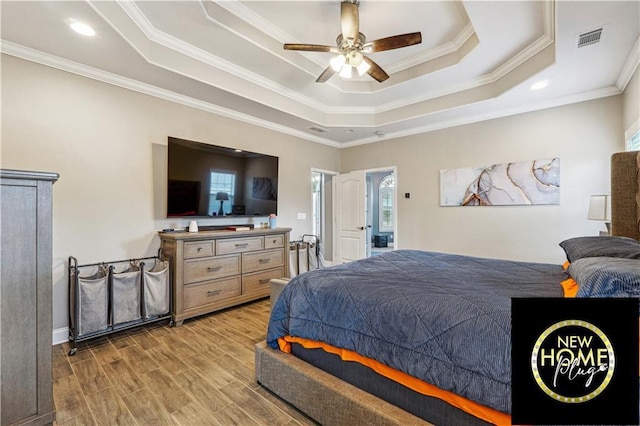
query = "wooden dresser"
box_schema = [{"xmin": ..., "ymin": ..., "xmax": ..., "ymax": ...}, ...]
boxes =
[
  {"xmin": 1, "ymin": 169, "xmax": 58, "ymax": 426},
  {"xmin": 160, "ymin": 228, "xmax": 290, "ymax": 325}
]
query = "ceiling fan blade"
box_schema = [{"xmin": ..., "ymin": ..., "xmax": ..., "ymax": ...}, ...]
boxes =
[
  {"xmin": 340, "ymin": 1, "xmax": 359, "ymax": 42},
  {"xmin": 364, "ymin": 32, "xmax": 422, "ymax": 53},
  {"xmin": 363, "ymin": 56, "xmax": 389, "ymax": 82},
  {"xmin": 284, "ymin": 44, "xmax": 337, "ymax": 53},
  {"xmin": 315, "ymin": 66, "xmax": 336, "ymax": 83}
]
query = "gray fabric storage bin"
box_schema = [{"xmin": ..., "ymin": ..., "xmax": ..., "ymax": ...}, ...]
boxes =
[
  {"xmin": 77, "ymin": 266, "xmax": 109, "ymax": 336},
  {"xmin": 143, "ymin": 259, "xmax": 170, "ymax": 318},
  {"xmin": 112, "ymin": 264, "xmax": 142, "ymax": 326},
  {"xmin": 289, "ymin": 242, "xmax": 321, "ymax": 277}
]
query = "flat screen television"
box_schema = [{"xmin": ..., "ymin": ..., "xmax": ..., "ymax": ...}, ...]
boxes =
[{"xmin": 167, "ymin": 137, "xmax": 278, "ymax": 218}]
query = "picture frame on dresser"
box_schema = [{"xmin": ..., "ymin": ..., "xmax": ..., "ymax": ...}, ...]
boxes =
[{"xmin": 159, "ymin": 227, "xmax": 291, "ymax": 325}]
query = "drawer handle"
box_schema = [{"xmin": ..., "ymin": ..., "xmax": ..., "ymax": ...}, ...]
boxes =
[
  {"xmin": 235, "ymin": 243, "xmax": 249, "ymax": 248},
  {"xmin": 207, "ymin": 290, "xmax": 221, "ymax": 296},
  {"xmin": 272, "ymin": 239, "xmax": 277, "ymax": 244},
  {"xmin": 197, "ymin": 247, "xmax": 203, "ymax": 252},
  {"xmin": 258, "ymin": 258, "xmax": 271, "ymax": 264},
  {"xmin": 207, "ymin": 266, "xmax": 222, "ymax": 272},
  {"xmin": 259, "ymin": 279, "xmax": 270, "ymax": 284}
]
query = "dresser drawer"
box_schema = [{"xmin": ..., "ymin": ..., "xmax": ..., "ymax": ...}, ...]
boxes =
[
  {"xmin": 184, "ymin": 241, "xmax": 214, "ymax": 259},
  {"xmin": 184, "ymin": 277, "xmax": 241, "ymax": 310},
  {"xmin": 264, "ymin": 234, "xmax": 285, "ymax": 249},
  {"xmin": 243, "ymin": 268, "xmax": 285, "ymax": 295},
  {"xmin": 242, "ymin": 249, "xmax": 284, "ymax": 274},
  {"xmin": 184, "ymin": 255, "xmax": 240, "ymax": 284},
  {"xmin": 217, "ymin": 237, "xmax": 264, "ymax": 255}
]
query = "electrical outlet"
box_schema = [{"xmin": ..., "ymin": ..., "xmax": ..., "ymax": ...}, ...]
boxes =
[{"xmin": 297, "ymin": 212, "xmax": 306, "ymax": 220}]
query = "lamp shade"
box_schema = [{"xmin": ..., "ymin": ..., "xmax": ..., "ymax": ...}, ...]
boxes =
[
  {"xmin": 216, "ymin": 192, "xmax": 229, "ymax": 201},
  {"xmin": 588, "ymin": 195, "xmax": 611, "ymax": 221}
]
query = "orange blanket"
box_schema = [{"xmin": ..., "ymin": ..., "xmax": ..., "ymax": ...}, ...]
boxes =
[{"xmin": 278, "ymin": 335, "xmax": 511, "ymax": 425}]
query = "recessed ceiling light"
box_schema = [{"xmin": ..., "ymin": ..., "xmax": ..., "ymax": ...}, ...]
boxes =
[
  {"xmin": 234, "ymin": 149, "xmax": 243, "ymax": 152},
  {"xmin": 530, "ymin": 79, "xmax": 549, "ymax": 91},
  {"xmin": 69, "ymin": 19, "xmax": 95, "ymax": 37}
]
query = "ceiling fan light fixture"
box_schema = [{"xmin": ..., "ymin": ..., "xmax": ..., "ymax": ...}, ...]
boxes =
[
  {"xmin": 339, "ymin": 64, "xmax": 353, "ymax": 79},
  {"xmin": 330, "ymin": 54, "xmax": 347, "ymax": 72},
  {"xmin": 356, "ymin": 60, "xmax": 370, "ymax": 76},
  {"xmin": 349, "ymin": 51, "xmax": 363, "ymax": 66}
]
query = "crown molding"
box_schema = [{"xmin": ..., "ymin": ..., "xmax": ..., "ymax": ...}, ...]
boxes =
[
  {"xmin": 340, "ymin": 85, "xmax": 621, "ymax": 148},
  {"xmin": 488, "ymin": 1, "xmax": 555, "ymax": 82},
  {"xmin": 0, "ymin": 40, "xmax": 625, "ymax": 150},
  {"xmin": 385, "ymin": 23, "xmax": 476, "ymax": 74},
  {"xmin": 213, "ymin": 0, "xmax": 295, "ymax": 48},
  {"xmin": 112, "ymin": 1, "xmax": 332, "ymax": 113},
  {"xmin": 0, "ymin": 41, "xmax": 341, "ymax": 148},
  {"xmin": 616, "ymin": 35, "xmax": 640, "ymax": 91}
]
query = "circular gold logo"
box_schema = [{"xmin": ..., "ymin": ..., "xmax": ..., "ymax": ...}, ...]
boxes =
[{"xmin": 530, "ymin": 320, "xmax": 615, "ymax": 403}]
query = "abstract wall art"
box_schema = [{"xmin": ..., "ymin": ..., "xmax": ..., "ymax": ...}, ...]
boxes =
[{"xmin": 440, "ymin": 158, "xmax": 560, "ymax": 206}]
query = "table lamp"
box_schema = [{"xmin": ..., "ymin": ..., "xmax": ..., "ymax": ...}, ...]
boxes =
[{"xmin": 216, "ymin": 192, "xmax": 229, "ymax": 216}]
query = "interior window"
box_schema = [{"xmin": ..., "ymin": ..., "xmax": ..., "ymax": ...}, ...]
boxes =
[
  {"xmin": 627, "ymin": 129, "xmax": 640, "ymax": 151},
  {"xmin": 379, "ymin": 174, "xmax": 394, "ymax": 232},
  {"xmin": 209, "ymin": 171, "xmax": 236, "ymax": 215}
]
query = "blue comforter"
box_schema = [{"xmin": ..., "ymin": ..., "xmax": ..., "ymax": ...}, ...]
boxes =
[{"xmin": 267, "ymin": 250, "xmax": 565, "ymax": 413}]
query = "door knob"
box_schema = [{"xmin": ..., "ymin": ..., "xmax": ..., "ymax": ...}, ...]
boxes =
[{"xmin": 357, "ymin": 226, "xmax": 365, "ymax": 230}]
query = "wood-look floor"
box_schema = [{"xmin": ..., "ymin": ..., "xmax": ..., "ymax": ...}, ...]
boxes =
[{"xmin": 52, "ymin": 299, "xmax": 317, "ymax": 425}]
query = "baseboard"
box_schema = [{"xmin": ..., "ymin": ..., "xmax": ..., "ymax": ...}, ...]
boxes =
[{"xmin": 53, "ymin": 327, "xmax": 69, "ymax": 345}]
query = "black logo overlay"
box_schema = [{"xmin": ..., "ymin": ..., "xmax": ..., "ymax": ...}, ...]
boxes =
[{"xmin": 512, "ymin": 298, "xmax": 638, "ymax": 425}]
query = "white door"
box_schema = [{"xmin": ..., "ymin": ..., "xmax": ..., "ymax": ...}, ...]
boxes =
[{"xmin": 334, "ymin": 170, "xmax": 367, "ymax": 264}]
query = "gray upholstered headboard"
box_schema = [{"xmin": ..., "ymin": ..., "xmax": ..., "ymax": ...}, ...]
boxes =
[{"xmin": 611, "ymin": 151, "xmax": 640, "ymax": 240}]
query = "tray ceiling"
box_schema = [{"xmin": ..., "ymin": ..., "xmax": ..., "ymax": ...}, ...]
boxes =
[{"xmin": 1, "ymin": 1, "xmax": 638, "ymax": 147}]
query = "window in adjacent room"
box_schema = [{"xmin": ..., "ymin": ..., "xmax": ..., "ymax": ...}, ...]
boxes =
[
  {"xmin": 311, "ymin": 169, "xmax": 336, "ymax": 263},
  {"xmin": 627, "ymin": 129, "xmax": 640, "ymax": 151},
  {"xmin": 626, "ymin": 119, "xmax": 639, "ymax": 151},
  {"xmin": 209, "ymin": 170, "xmax": 236, "ymax": 215},
  {"xmin": 379, "ymin": 174, "xmax": 394, "ymax": 232}
]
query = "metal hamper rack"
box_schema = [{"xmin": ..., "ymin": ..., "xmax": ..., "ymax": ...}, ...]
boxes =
[
  {"xmin": 67, "ymin": 248, "xmax": 173, "ymax": 355},
  {"xmin": 289, "ymin": 234, "xmax": 324, "ymax": 277}
]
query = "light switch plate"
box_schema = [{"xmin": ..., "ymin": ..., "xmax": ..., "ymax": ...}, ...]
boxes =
[{"xmin": 297, "ymin": 212, "xmax": 306, "ymax": 220}]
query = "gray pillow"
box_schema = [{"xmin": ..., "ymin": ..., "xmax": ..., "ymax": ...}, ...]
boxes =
[
  {"xmin": 559, "ymin": 236, "xmax": 640, "ymax": 263},
  {"xmin": 568, "ymin": 257, "xmax": 640, "ymax": 299}
]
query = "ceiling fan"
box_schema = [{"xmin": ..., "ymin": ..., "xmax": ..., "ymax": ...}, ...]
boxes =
[{"xmin": 283, "ymin": 0, "xmax": 422, "ymax": 83}]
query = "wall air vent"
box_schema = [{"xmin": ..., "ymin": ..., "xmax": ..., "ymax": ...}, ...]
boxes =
[
  {"xmin": 577, "ymin": 28, "xmax": 602, "ymax": 48},
  {"xmin": 308, "ymin": 126, "xmax": 329, "ymax": 133}
]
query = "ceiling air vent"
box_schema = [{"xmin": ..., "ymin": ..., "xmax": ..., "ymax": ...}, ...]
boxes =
[
  {"xmin": 577, "ymin": 28, "xmax": 602, "ymax": 48},
  {"xmin": 308, "ymin": 126, "xmax": 329, "ymax": 133}
]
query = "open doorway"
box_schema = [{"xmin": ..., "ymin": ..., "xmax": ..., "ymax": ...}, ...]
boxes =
[
  {"xmin": 366, "ymin": 169, "xmax": 395, "ymax": 257},
  {"xmin": 333, "ymin": 166, "xmax": 397, "ymax": 264},
  {"xmin": 311, "ymin": 169, "xmax": 336, "ymax": 265}
]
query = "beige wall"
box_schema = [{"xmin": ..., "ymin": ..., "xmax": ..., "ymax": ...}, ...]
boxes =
[
  {"xmin": 341, "ymin": 96, "xmax": 625, "ymax": 264},
  {"xmin": 1, "ymin": 53, "xmax": 632, "ymax": 337},
  {"xmin": 1, "ymin": 55, "xmax": 340, "ymax": 331},
  {"xmin": 623, "ymin": 65, "xmax": 640, "ymax": 135}
]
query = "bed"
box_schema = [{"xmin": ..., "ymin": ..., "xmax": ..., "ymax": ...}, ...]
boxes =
[{"xmin": 255, "ymin": 151, "xmax": 640, "ymax": 425}]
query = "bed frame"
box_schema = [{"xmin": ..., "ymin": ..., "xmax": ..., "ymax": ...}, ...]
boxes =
[{"xmin": 255, "ymin": 151, "xmax": 640, "ymax": 425}]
